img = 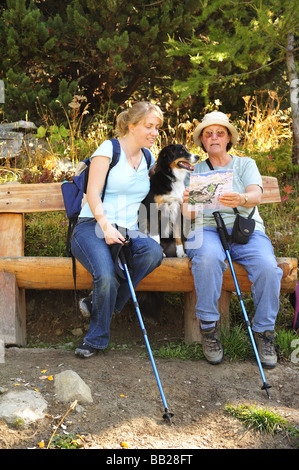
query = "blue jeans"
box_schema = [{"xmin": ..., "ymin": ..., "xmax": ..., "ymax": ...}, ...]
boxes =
[
  {"xmin": 71, "ymin": 218, "xmax": 163, "ymax": 349},
  {"xmin": 186, "ymin": 227, "xmax": 283, "ymax": 332}
]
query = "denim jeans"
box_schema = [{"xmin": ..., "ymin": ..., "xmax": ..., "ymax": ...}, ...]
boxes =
[
  {"xmin": 71, "ymin": 218, "xmax": 163, "ymax": 349},
  {"xmin": 186, "ymin": 227, "xmax": 283, "ymax": 332}
]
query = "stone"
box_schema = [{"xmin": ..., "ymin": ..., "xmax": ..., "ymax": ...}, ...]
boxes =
[
  {"xmin": 0, "ymin": 390, "xmax": 48, "ymax": 425},
  {"xmin": 54, "ymin": 370, "xmax": 93, "ymax": 404}
]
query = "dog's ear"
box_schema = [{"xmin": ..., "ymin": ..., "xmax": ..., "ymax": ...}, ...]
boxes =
[
  {"xmin": 156, "ymin": 146, "xmax": 172, "ymax": 170},
  {"xmin": 159, "ymin": 145, "xmax": 176, "ymax": 161}
]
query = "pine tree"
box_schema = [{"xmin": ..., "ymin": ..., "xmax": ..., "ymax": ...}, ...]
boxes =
[
  {"xmin": 0, "ymin": 0, "xmax": 203, "ymax": 122},
  {"xmin": 166, "ymin": 0, "xmax": 299, "ymax": 163}
]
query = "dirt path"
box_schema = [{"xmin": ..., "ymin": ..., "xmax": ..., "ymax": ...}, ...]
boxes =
[
  {"xmin": 0, "ymin": 291, "xmax": 298, "ymax": 450},
  {"xmin": 1, "ymin": 346, "xmax": 298, "ymax": 450}
]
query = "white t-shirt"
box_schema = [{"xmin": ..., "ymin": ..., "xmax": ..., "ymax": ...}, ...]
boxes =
[{"xmin": 79, "ymin": 139, "xmax": 155, "ymax": 230}]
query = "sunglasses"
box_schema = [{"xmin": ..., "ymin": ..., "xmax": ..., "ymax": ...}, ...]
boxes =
[{"xmin": 202, "ymin": 130, "xmax": 228, "ymax": 138}]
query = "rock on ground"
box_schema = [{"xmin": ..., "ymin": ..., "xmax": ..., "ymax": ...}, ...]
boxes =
[
  {"xmin": 54, "ymin": 369, "xmax": 93, "ymax": 404},
  {"xmin": 0, "ymin": 390, "xmax": 48, "ymax": 425}
]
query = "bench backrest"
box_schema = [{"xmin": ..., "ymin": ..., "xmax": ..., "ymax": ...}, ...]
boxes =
[{"xmin": 0, "ymin": 176, "xmax": 281, "ymax": 214}]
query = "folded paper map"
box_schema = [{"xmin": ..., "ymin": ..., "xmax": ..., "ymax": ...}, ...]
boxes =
[{"xmin": 188, "ymin": 169, "xmax": 233, "ymax": 210}]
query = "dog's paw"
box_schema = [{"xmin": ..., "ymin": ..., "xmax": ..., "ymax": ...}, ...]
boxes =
[{"xmin": 176, "ymin": 245, "xmax": 187, "ymax": 258}]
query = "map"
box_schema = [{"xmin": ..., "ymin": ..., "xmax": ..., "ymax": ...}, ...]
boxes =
[{"xmin": 188, "ymin": 169, "xmax": 233, "ymax": 210}]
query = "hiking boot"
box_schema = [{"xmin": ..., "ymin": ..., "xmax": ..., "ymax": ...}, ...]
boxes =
[
  {"xmin": 200, "ymin": 322, "xmax": 224, "ymax": 365},
  {"xmin": 75, "ymin": 341, "xmax": 96, "ymax": 358},
  {"xmin": 253, "ymin": 331, "xmax": 277, "ymax": 369},
  {"xmin": 79, "ymin": 293, "xmax": 92, "ymax": 318}
]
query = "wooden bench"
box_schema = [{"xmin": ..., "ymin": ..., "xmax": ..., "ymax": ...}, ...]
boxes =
[{"xmin": 0, "ymin": 177, "xmax": 297, "ymax": 358}]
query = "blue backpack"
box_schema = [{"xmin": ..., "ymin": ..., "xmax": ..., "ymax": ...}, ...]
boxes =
[{"xmin": 61, "ymin": 138, "xmax": 151, "ymax": 256}]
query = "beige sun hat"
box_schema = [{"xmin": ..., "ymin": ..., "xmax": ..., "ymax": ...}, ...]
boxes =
[{"xmin": 193, "ymin": 111, "xmax": 239, "ymax": 147}]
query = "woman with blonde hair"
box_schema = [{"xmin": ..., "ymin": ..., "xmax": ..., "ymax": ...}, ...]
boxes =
[{"xmin": 71, "ymin": 101, "xmax": 164, "ymax": 358}]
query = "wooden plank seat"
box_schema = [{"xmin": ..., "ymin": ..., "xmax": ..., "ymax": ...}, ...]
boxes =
[{"xmin": 0, "ymin": 177, "xmax": 297, "ymax": 356}]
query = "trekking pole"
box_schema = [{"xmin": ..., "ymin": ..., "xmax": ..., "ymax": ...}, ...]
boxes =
[
  {"xmin": 118, "ymin": 241, "xmax": 174, "ymax": 424},
  {"xmin": 213, "ymin": 211, "xmax": 271, "ymax": 399}
]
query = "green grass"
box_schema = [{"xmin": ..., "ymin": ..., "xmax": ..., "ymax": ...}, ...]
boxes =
[
  {"xmin": 24, "ymin": 212, "xmax": 68, "ymax": 257},
  {"xmin": 225, "ymin": 403, "xmax": 288, "ymax": 434},
  {"xmin": 225, "ymin": 403, "xmax": 299, "ymax": 446},
  {"xmin": 275, "ymin": 329, "xmax": 299, "ymax": 360},
  {"xmin": 152, "ymin": 324, "xmax": 298, "ymax": 364},
  {"xmin": 153, "ymin": 341, "xmax": 205, "ymax": 360}
]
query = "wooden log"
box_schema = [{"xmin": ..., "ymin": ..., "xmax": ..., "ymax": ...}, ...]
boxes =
[
  {"xmin": 0, "ymin": 257, "xmax": 193, "ymax": 291},
  {"xmin": 0, "ymin": 182, "xmax": 65, "ymax": 213},
  {"xmin": 0, "ymin": 256, "xmax": 296, "ymax": 293},
  {"xmin": 0, "ymin": 213, "xmax": 24, "ymax": 256},
  {"xmin": 184, "ymin": 289, "xmax": 200, "ymax": 343},
  {"xmin": 0, "ymin": 271, "xmax": 26, "ymax": 346},
  {"xmin": 0, "ymin": 176, "xmax": 280, "ymax": 214},
  {"xmin": 260, "ymin": 176, "xmax": 281, "ymax": 203},
  {"xmin": 221, "ymin": 257, "xmax": 297, "ymax": 293}
]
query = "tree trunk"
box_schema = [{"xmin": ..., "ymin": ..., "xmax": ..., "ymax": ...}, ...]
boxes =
[{"xmin": 286, "ymin": 32, "xmax": 299, "ymax": 165}]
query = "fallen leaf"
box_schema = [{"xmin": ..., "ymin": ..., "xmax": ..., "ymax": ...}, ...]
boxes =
[{"xmin": 121, "ymin": 441, "xmax": 129, "ymax": 448}]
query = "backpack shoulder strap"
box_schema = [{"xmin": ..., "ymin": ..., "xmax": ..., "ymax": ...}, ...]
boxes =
[
  {"xmin": 101, "ymin": 138, "xmax": 121, "ymax": 201},
  {"xmin": 141, "ymin": 147, "xmax": 152, "ymax": 170},
  {"xmin": 110, "ymin": 138, "xmax": 121, "ymax": 169}
]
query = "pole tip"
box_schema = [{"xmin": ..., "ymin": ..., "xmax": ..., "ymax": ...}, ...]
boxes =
[
  {"xmin": 262, "ymin": 382, "xmax": 272, "ymax": 399},
  {"xmin": 163, "ymin": 410, "xmax": 174, "ymax": 425}
]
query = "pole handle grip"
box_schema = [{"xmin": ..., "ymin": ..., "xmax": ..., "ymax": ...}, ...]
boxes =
[{"xmin": 213, "ymin": 211, "xmax": 230, "ymax": 251}]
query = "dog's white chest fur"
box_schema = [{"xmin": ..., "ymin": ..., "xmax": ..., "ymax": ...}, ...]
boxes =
[{"xmin": 160, "ymin": 170, "xmax": 185, "ymax": 205}]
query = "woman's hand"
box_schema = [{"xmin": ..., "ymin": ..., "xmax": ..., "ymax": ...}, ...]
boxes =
[
  {"xmin": 218, "ymin": 185, "xmax": 262, "ymax": 208},
  {"xmin": 183, "ymin": 187, "xmax": 190, "ymax": 204},
  {"xmin": 218, "ymin": 192, "xmax": 242, "ymax": 208},
  {"xmin": 102, "ymin": 223, "xmax": 126, "ymax": 245},
  {"xmin": 181, "ymin": 187, "xmax": 197, "ymax": 220}
]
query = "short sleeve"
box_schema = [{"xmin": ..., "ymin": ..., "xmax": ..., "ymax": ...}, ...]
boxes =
[
  {"xmin": 91, "ymin": 140, "xmax": 113, "ymax": 162},
  {"xmin": 240, "ymin": 157, "xmax": 263, "ymax": 191}
]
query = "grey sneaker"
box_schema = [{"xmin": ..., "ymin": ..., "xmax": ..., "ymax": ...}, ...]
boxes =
[
  {"xmin": 75, "ymin": 341, "xmax": 96, "ymax": 358},
  {"xmin": 200, "ymin": 323, "xmax": 224, "ymax": 365},
  {"xmin": 253, "ymin": 331, "xmax": 277, "ymax": 369}
]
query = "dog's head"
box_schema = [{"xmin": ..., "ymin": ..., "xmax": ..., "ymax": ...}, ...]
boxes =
[{"xmin": 156, "ymin": 144, "xmax": 199, "ymax": 175}]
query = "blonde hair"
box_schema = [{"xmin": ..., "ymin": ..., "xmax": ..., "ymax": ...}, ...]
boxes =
[{"xmin": 115, "ymin": 101, "xmax": 163, "ymax": 137}]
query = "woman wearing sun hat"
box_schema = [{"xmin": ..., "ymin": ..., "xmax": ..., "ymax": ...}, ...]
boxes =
[{"xmin": 183, "ymin": 111, "xmax": 282, "ymax": 368}]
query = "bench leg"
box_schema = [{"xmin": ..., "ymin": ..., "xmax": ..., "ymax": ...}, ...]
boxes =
[
  {"xmin": 184, "ymin": 289, "xmax": 200, "ymax": 343},
  {"xmin": 218, "ymin": 290, "xmax": 232, "ymax": 332},
  {"xmin": 0, "ymin": 272, "xmax": 26, "ymax": 349},
  {"xmin": 184, "ymin": 288, "xmax": 232, "ymax": 344}
]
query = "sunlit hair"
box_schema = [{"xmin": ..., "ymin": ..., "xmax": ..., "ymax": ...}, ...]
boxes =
[{"xmin": 115, "ymin": 101, "xmax": 163, "ymax": 137}]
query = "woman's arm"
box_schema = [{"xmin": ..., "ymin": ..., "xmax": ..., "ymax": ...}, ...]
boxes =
[
  {"xmin": 86, "ymin": 155, "xmax": 126, "ymax": 244},
  {"xmin": 218, "ymin": 184, "xmax": 262, "ymax": 209}
]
